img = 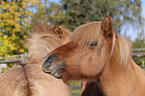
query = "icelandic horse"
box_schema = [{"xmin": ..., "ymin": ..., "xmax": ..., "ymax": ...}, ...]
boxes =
[
  {"xmin": 81, "ymin": 21, "xmax": 104, "ymax": 96},
  {"xmin": 42, "ymin": 16, "xmax": 145, "ymax": 96},
  {"xmin": 0, "ymin": 23, "xmax": 72, "ymax": 96}
]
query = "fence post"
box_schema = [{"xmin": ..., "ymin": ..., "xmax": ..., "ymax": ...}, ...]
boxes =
[
  {"xmin": 142, "ymin": 60, "xmax": 144, "ymax": 69},
  {"xmin": 20, "ymin": 52, "xmax": 28, "ymax": 66}
]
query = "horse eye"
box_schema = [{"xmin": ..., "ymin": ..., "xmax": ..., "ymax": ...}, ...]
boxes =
[{"xmin": 86, "ymin": 41, "xmax": 97, "ymax": 47}]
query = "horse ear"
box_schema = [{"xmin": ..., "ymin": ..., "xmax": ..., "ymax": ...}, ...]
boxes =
[
  {"xmin": 101, "ymin": 15, "xmax": 113, "ymax": 38},
  {"xmin": 32, "ymin": 22, "xmax": 44, "ymax": 33},
  {"xmin": 83, "ymin": 20, "xmax": 90, "ymax": 24},
  {"xmin": 53, "ymin": 26, "xmax": 63, "ymax": 38}
]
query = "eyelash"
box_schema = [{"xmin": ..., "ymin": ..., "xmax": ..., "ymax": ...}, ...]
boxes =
[{"xmin": 86, "ymin": 41, "xmax": 97, "ymax": 47}]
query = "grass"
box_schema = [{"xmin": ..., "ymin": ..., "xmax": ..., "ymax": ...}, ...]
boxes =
[
  {"xmin": 72, "ymin": 89, "xmax": 81, "ymax": 96},
  {"xmin": 69, "ymin": 81, "xmax": 81, "ymax": 96}
]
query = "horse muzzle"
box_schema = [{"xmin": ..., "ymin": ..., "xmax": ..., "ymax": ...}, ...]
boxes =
[{"xmin": 42, "ymin": 54, "xmax": 66, "ymax": 78}]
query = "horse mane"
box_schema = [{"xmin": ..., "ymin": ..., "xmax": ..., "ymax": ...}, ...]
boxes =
[
  {"xmin": 25, "ymin": 24, "xmax": 71, "ymax": 64},
  {"xmin": 116, "ymin": 33, "xmax": 132, "ymax": 67},
  {"xmin": 72, "ymin": 21, "xmax": 132, "ymax": 68},
  {"xmin": 72, "ymin": 22, "xmax": 103, "ymax": 54},
  {"xmin": 72, "ymin": 22, "xmax": 102, "ymax": 44}
]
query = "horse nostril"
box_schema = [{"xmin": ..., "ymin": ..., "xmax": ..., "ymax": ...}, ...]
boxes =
[
  {"xmin": 45, "ymin": 62, "xmax": 51, "ymax": 68},
  {"xmin": 49, "ymin": 60, "xmax": 53, "ymax": 63},
  {"xmin": 43, "ymin": 54, "xmax": 58, "ymax": 69}
]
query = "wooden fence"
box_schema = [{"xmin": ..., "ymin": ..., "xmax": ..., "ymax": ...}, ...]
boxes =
[
  {"xmin": 0, "ymin": 53, "xmax": 28, "ymax": 65},
  {"xmin": 0, "ymin": 48, "xmax": 145, "ymax": 65},
  {"xmin": 0, "ymin": 53, "xmax": 145, "ymax": 65}
]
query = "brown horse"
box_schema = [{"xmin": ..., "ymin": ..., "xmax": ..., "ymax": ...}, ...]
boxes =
[
  {"xmin": 42, "ymin": 16, "xmax": 145, "ymax": 96},
  {"xmin": 80, "ymin": 21, "xmax": 104, "ymax": 96},
  {"xmin": 0, "ymin": 23, "xmax": 72, "ymax": 96}
]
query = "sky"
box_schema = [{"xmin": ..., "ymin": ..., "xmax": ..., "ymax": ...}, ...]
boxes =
[
  {"xmin": 50, "ymin": 0, "xmax": 145, "ymax": 41},
  {"xmin": 121, "ymin": 0, "xmax": 145, "ymax": 41}
]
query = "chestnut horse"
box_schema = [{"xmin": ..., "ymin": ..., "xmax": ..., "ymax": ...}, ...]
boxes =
[
  {"xmin": 0, "ymin": 23, "xmax": 72, "ymax": 96},
  {"xmin": 42, "ymin": 16, "xmax": 145, "ymax": 96}
]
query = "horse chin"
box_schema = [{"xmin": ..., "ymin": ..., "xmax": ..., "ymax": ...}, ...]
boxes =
[{"xmin": 43, "ymin": 63, "xmax": 66, "ymax": 79}]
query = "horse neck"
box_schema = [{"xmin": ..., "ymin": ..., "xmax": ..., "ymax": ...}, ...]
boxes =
[
  {"xmin": 27, "ymin": 39, "xmax": 56, "ymax": 65},
  {"xmin": 28, "ymin": 51, "xmax": 48, "ymax": 65},
  {"xmin": 99, "ymin": 43, "xmax": 139, "ymax": 96}
]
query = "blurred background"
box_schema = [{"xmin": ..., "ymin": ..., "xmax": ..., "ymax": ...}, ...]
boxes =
[{"xmin": 0, "ymin": 0, "xmax": 145, "ymax": 95}]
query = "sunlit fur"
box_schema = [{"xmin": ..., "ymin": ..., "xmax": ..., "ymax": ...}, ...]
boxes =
[
  {"xmin": 43, "ymin": 16, "xmax": 145, "ymax": 96},
  {"xmin": 0, "ymin": 24, "xmax": 72, "ymax": 96},
  {"xmin": 116, "ymin": 34, "xmax": 132, "ymax": 67}
]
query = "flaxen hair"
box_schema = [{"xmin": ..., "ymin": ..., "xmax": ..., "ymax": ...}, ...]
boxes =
[{"xmin": 25, "ymin": 25, "xmax": 71, "ymax": 64}]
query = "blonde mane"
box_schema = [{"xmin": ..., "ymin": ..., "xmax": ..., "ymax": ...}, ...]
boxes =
[
  {"xmin": 72, "ymin": 22, "xmax": 103, "ymax": 54},
  {"xmin": 72, "ymin": 21, "xmax": 132, "ymax": 68},
  {"xmin": 25, "ymin": 25, "xmax": 71, "ymax": 64},
  {"xmin": 116, "ymin": 33, "xmax": 132, "ymax": 67}
]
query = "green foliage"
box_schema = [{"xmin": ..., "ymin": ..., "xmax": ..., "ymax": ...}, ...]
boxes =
[
  {"xmin": 133, "ymin": 30, "xmax": 145, "ymax": 48},
  {"xmin": 32, "ymin": 0, "xmax": 65, "ymax": 26},
  {"xmin": 0, "ymin": 0, "xmax": 35, "ymax": 57},
  {"xmin": 132, "ymin": 30, "xmax": 145, "ymax": 66},
  {"xmin": 59, "ymin": 0, "xmax": 143, "ymax": 31},
  {"xmin": 0, "ymin": 0, "xmax": 38, "ymax": 72}
]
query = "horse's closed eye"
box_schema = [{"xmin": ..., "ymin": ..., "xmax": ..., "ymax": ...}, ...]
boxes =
[{"xmin": 86, "ymin": 41, "xmax": 97, "ymax": 47}]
